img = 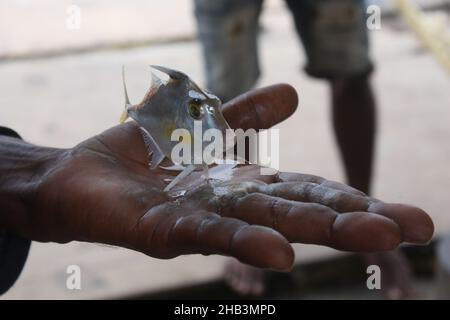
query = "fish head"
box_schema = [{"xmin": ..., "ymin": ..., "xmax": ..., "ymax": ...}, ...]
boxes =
[
  {"xmin": 151, "ymin": 65, "xmax": 231, "ymax": 132},
  {"xmin": 151, "ymin": 66, "xmax": 233, "ymax": 154},
  {"xmin": 124, "ymin": 66, "xmax": 235, "ymax": 164}
]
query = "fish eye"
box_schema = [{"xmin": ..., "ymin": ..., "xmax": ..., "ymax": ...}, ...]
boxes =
[{"xmin": 188, "ymin": 99, "xmax": 205, "ymax": 120}]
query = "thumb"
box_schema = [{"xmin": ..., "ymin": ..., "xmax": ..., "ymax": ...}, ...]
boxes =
[{"xmin": 222, "ymin": 83, "xmax": 299, "ymax": 130}]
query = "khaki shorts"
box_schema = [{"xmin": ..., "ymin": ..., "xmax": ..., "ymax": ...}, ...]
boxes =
[{"xmin": 194, "ymin": 0, "xmax": 374, "ymax": 101}]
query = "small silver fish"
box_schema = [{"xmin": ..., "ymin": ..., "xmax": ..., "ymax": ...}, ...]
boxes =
[{"xmin": 119, "ymin": 65, "xmax": 233, "ymax": 191}]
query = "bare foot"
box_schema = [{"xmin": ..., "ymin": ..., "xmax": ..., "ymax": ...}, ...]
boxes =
[
  {"xmin": 224, "ymin": 259, "xmax": 267, "ymax": 296},
  {"xmin": 223, "ymin": 251, "xmax": 417, "ymax": 299},
  {"xmin": 362, "ymin": 250, "xmax": 417, "ymax": 299}
]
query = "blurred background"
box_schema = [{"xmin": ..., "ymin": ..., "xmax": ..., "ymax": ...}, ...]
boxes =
[{"xmin": 0, "ymin": 0, "xmax": 449, "ymax": 299}]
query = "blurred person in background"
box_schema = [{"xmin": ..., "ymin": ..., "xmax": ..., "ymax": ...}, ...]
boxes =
[{"xmin": 194, "ymin": 0, "xmax": 414, "ymax": 299}]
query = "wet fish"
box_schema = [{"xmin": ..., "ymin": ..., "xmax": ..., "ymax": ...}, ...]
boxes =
[{"xmin": 119, "ymin": 65, "xmax": 233, "ymax": 191}]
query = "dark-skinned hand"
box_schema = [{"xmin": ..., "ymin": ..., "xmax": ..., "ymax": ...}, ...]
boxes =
[{"xmin": 0, "ymin": 84, "xmax": 434, "ymax": 271}]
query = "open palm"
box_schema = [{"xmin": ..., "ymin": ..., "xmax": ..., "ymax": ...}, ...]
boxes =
[{"xmin": 31, "ymin": 84, "xmax": 433, "ymax": 271}]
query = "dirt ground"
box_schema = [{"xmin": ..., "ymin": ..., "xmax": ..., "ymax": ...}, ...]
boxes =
[{"xmin": 1, "ymin": 0, "xmax": 449, "ymax": 299}]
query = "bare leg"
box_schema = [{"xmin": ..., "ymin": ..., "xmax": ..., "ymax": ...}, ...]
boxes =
[
  {"xmin": 330, "ymin": 75, "xmax": 375, "ymax": 194},
  {"xmin": 194, "ymin": 0, "xmax": 270, "ymax": 296},
  {"xmin": 330, "ymin": 75, "xmax": 415, "ymax": 299}
]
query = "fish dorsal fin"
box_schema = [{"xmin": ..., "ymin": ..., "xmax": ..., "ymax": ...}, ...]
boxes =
[
  {"xmin": 139, "ymin": 127, "xmax": 166, "ymax": 169},
  {"xmin": 119, "ymin": 66, "xmax": 131, "ymax": 123},
  {"xmin": 150, "ymin": 65, "xmax": 214, "ymax": 103},
  {"xmin": 138, "ymin": 67, "xmax": 164, "ymax": 104},
  {"xmin": 122, "ymin": 65, "xmax": 131, "ymax": 105},
  {"xmin": 150, "ymin": 65, "xmax": 188, "ymax": 81},
  {"xmin": 151, "ymin": 70, "xmax": 163, "ymax": 89}
]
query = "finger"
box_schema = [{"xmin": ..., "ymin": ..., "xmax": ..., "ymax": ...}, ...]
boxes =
[
  {"xmin": 368, "ymin": 202, "xmax": 434, "ymax": 244},
  {"xmin": 276, "ymin": 172, "xmax": 366, "ymax": 196},
  {"xmin": 220, "ymin": 193, "xmax": 401, "ymax": 252},
  {"xmin": 222, "ymin": 84, "xmax": 298, "ymax": 130},
  {"xmin": 263, "ymin": 181, "xmax": 434, "ymax": 244},
  {"xmin": 264, "ymin": 181, "xmax": 370, "ymax": 213},
  {"xmin": 165, "ymin": 210, "xmax": 294, "ymax": 271}
]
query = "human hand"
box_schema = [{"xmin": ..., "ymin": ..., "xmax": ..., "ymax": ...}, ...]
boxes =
[{"xmin": 0, "ymin": 84, "xmax": 433, "ymax": 271}]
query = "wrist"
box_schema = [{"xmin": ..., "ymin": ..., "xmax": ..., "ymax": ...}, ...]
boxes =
[{"xmin": 0, "ymin": 135, "xmax": 66, "ymax": 235}]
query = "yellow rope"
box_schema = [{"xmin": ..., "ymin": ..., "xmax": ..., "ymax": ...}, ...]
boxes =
[{"xmin": 393, "ymin": 0, "xmax": 450, "ymax": 74}]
